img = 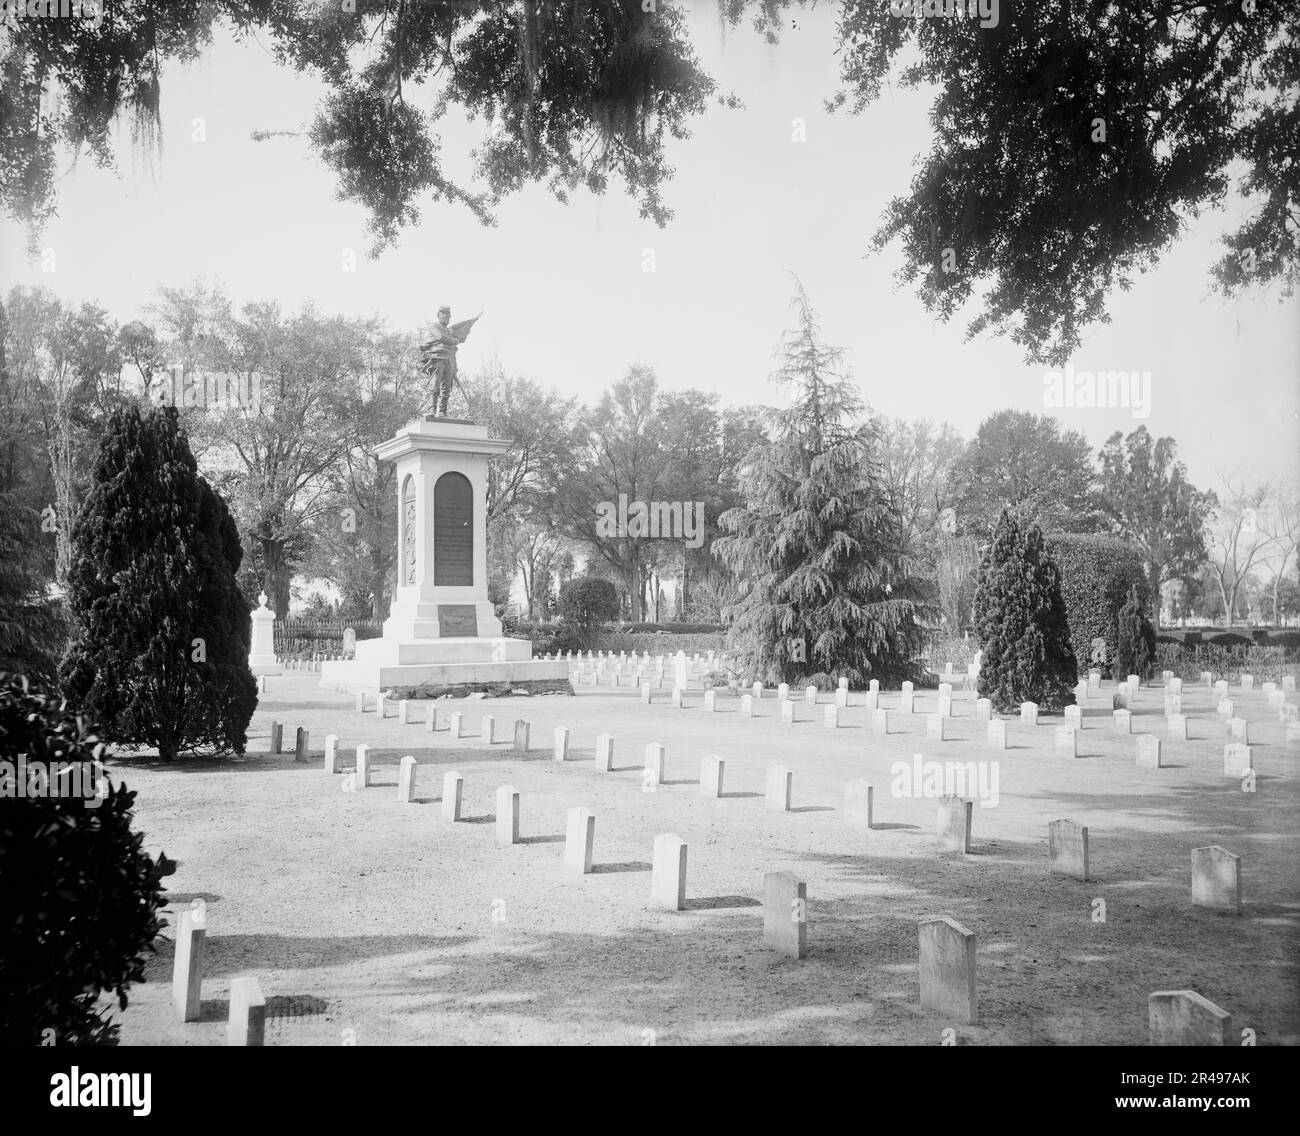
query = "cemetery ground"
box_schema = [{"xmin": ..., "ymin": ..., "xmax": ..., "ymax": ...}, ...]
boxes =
[{"xmin": 108, "ymin": 676, "xmax": 1297, "ymax": 1046}]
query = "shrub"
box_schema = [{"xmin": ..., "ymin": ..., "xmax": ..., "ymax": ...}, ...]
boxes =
[
  {"xmin": 520, "ymin": 624, "xmax": 729, "ymax": 657},
  {"xmin": 1154, "ymin": 642, "xmax": 1289, "ymax": 682},
  {"xmin": 1115, "ymin": 585, "xmax": 1157, "ymax": 679},
  {"xmin": 1272, "ymin": 630, "xmax": 1300, "ymax": 656},
  {"xmin": 1046, "ymin": 534, "xmax": 1149, "ymax": 679},
  {"xmin": 0, "ymin": 675, "xmax": 172, "ymax": 1044},
  {"xmin": 974, "ymin": 512, "xmax": 1078, "ymax": 712},
  {"xmin": 58, "ymin": 406, "xmax": 258, "ymax": 761},
  {"xmin": 556, "ymin": 578, "xmax": 620, "ymax": 634},
  {"xmin": 1208, "ymin": 632, "xmax": 1253, "ymax": 649}
]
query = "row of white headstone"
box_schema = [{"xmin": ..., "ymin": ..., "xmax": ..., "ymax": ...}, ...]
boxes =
[{"xmin": 312, "ymin": 710, "xmax": 1248, "ymax": 1040}]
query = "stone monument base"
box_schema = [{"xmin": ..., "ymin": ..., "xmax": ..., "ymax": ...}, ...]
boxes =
[{"xmin": 319, "ymin": 636, "xmax": 568, "ymax": 695}]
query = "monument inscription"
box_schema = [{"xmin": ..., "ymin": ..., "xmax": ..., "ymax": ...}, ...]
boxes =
[
  {"xmin": 433, "ymin": 471, "xmax": 474, "ymax": 586},
  {"xmin": 438, "ymin": 604, "xmax": 479, "ymax": 637}
]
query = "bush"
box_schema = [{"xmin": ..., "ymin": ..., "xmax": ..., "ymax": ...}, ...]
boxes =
[
  {"xmin": 512, "ymin": 621, "xmax": 724, "ymax": 636},
  {"xmin": 1208, "ymin": 632, "xmax": 1253, "ymax": 649},
  {"xmin": 528, "ymin": 629, "xmax": 729, "ymax": 657},
  {"xmin": 975, "ymin": 512, "xmax": 1077, "ymax": 712},
  {"xmin": 1272, "ymin": 630, "xmax": 1300, "ymax": 655},
  {"xmin": 1116, "ymin": 585, "xmax": 1156, "ymax": 679},
  {"xmin": 556, "ymin": 578, "xmax": 620, "ymax": 633},
  {"xmin": 1046, "ymin": 534, "xmax": 1149, "ymax": 679},
  {"xmin": 59, "ymin": 406, "xmax": 258, "ymax": 761},
  {"xmin": 1154, "ymin": 642, "xmax": 1289, "ymax": 682},
  {"xmin": 0, "ymin": 674, "xmax": 171, "ymax": 1044}
]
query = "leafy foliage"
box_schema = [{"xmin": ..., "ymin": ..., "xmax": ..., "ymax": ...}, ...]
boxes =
[
  {"xmin": 952, "ymin": 411, "xmax": 1103, "ymax": 540},
  {"xmin": 557, "ymin": 577, "xmax": 619, "ymax": 634},
  {"xmin": 837, "ymin": 2, "xmax": 1299, "ymax": 361},
  {"xmin": 1047, "ymin": 533, "xmax": 1150, "ymax": 679},
  {"xmin": 0, "ymin": 674, "xmax": 171, "ymax": 1045},
  {"xmin": 2, "ymin": 0, "xmax": 717, "ymax": 255},
  {"xmin": 974, "ymin": 510, "xmax": 1078, "ymax": 712},
  {"xmin": 59, "ymin": 405, "xmax": 257, "ymax": 761},
  {"xmin": 1097, "ymin": 426, "xmax": 1216, "ymax": 626},
  {"xmin": 0, "ymin": 492, "xmax": 64, "ymax": 682}
]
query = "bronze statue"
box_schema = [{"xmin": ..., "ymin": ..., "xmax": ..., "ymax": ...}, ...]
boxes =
[{"xmin": 419, "ymin": 306, "xmax": 481, "ymax": 417}]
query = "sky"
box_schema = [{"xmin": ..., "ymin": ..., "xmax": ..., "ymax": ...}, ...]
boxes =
[{"xmin": 2, "ymin": 2, "xmax": 1297, "ymax": 507}]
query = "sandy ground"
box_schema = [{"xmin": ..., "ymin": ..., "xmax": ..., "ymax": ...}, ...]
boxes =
[{"xmin": 104, "ymin": 674, "xmax": 1299, "ymax": 1046}]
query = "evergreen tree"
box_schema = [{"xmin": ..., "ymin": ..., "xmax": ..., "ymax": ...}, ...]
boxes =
[
  {"xmin": 1115, "ymin": 584, "xmax": 1156, "ymax": 682},
  {"xmin": 59, "ymin": 406, "xmax": 257, "ymax": 761},
  {"xmin": 0, "ymin": 492, "xmax": 64, "ymax": 683},
  {"xmin": 713, "ymin": 283, "xmax": 924, "ymax": 688},
  {"xmin": 974, "ymin": 510, "xmax": 1078, "ymax": 713}
]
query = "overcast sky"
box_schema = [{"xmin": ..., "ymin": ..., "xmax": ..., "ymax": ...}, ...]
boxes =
[{"xmin": 2, "ymin": 3, "xmax": 1296, "ymax": 505}]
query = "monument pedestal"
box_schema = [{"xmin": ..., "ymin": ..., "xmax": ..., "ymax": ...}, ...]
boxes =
[
  {"xmin": 320, "ymin": 418, "xmax": 568, "ymax": 696},
  {"xmin": 248, "ymin": 592, "xmax": 283, "ymax": 676}
]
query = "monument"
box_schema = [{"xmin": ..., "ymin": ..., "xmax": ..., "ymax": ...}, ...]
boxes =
[
  {"xmin": 248, "ymin": 593, "xmax": 283, "ymax": 676},
  {"xmin": 320, "ymin": 416, "xmax": 569, "ymax": 696}
]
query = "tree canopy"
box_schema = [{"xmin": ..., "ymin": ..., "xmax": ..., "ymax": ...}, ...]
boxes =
[{"xmin": 3, "ymin": 2, "xmax": 1293, "ymax": 358}]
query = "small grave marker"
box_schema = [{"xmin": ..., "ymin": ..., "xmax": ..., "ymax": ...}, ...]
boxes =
[
  {"xmin": 844, "ymin": 780, "xmax": 873, "ymax": 826},
  {"xmin": 936, "ymin": 795, "xmax": 972, "ymax": 854},
  {"xmin": 651, "ymin": 834, "xmax": 687, "ymax": 910},
  {"xmin": 1135, "ymin": 734, "xmax": 1162, "ymax": 768},
  {"xmin": 700, "ymin": 755, "xmax": 725, "ymax": 798},
  {"xmin": 564, "ymin": 807, "xmax": 596, "ymax": 875},
  {"xmin": 766, "ymin": 765, "xmax": 793, "ymax": 812},
  {"xmin": 441, "ymin": 771, "xmax": 463, "ymax": 821},
  {"xmin": 227, "ymin": 976, "xmax": 266, "ymax": 1047},
  {"xmin": 1048, "ymin": 819, "xmax": 1089, "ymax": 881},
  {"xmin": 918, "ymin": 916, "xmax": 977, "ymax": 1024},
  {"xmin": 495, "ymin": 786, "xmax": 520, "ymax": 846},
  {"xmin": 1191, "ymin": 846, "xmax": 1241, "ymax": 914},
  {"xmin": 1148, "ymin": 991, "xmax": 1234, "ymax": 1046},
  {"xmin": 763, "ymin": 871, "xmax": 808, "ymax": 959},
  {"xmin": 398, "ymin": 755, "xmax": 417, "ymax": 802}
]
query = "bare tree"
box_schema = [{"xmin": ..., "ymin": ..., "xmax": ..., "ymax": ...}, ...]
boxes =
[
  {"xmin": 1205, "ymin": 477, "xmax": 1278, "ymax": 627},
  {"xmin": 1258, "ymin": 482, "xmax": 1300, "ymax": 624}
]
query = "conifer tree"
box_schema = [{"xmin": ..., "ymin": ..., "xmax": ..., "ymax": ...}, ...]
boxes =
[
  {"xmin": 59, "ymin": 405, "xmax": 257, "ymax": 760},
  {"xmin": 713, "ymin": 283, "xmax": 924, "ymax": 687},
  {"xmin": 1115, "ymin": 584, "xmax": 1156, "ymax": 682},
  {"xmin": 974, "ymin": 510, "xmax": 1078, "ymax": 713}
]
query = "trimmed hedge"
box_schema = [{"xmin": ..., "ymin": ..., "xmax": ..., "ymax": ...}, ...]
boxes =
[
  {"xmin": 512, "ymin": 621, "xmax": 724, "ymax": 635},
  {"xmin": 526, "ymin": 628, "xmax": 728, "ymax": 656},
  {"xmin": 1155, "ymin": 642, "xmax": 1292, "ymax": 682},
  {"xmin": 1047, "ymin": 534, "xmax": 1150, "ymax": 677}
]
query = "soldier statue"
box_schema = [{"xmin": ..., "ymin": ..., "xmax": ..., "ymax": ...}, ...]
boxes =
[{"xmin": 418, "ymin": 305, "xmax": 481, "ymax": 418}]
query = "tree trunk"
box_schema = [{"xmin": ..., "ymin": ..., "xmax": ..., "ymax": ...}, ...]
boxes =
[
  {"xmin": 626, "ymin": 558, "xmax": 641, "ymax": 622},
  {"xmin": 1216, "ymin": 576, "xmax": 1232, "ymax": 628},
  {"xmin": 1147, "ymin": 560, "xmax": 1162, "ymax": 630}
]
